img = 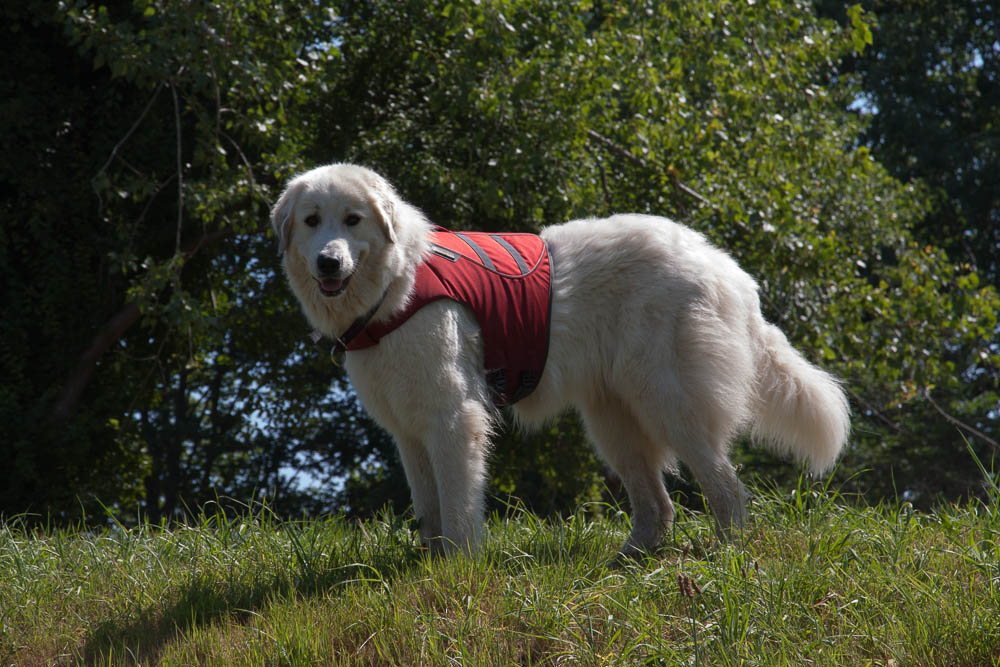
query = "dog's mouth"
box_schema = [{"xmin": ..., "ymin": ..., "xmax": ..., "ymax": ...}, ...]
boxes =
[{"xmin": 317, "ymin": 274, "xmax": 352, "ymax": 297}]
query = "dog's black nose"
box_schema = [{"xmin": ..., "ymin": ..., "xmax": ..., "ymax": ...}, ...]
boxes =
[{"xmin": 317, "ymin": 254, "xmax": 341, "ymax": 276}]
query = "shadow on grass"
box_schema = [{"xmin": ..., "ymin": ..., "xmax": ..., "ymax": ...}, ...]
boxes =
[
  {"xmin": 81, "ymin": 518, "xmax": 428, "ymax": 665},
  {"xmin": 484, "ymin": 502, "xmax": 721, "ymax": 582}
]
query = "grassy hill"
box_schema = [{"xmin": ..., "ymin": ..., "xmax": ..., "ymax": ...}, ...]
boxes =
[{"xmin": 3, "ymin": 479, "xmax": 999, "ymax": 666}]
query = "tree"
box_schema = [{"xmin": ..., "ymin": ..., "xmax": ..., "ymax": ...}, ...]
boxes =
[
  {"xmin": 2, "ymin": 0, "xmax": 996, "ymax": 524},
  {"xmin": 822, "ymin": 0, "xmax": 998, "ymax": 282},
  {"xmin": 316, "ymin": 0, "xmax": 998, "ymax": 503},
  {"xmin": 818, "ymin": 0, "xmax": 1000, "ymax": 498},
  {"xmin": 0, "ymin": 0, "xmax": 382, "ymax": 521}
]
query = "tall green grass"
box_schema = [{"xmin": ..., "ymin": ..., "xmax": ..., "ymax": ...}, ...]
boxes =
[{"xmin": 2, "ymin": 481, "xmax": 999, "ymax": 666}]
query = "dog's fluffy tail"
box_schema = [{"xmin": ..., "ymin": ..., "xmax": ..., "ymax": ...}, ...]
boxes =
[{"xmin": 750, "ymin": 322, "xmax": 850, "ymax": 475}]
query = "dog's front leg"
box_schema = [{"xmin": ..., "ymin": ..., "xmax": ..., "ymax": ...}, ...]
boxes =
[
  {"xmin": 394, "ymin": 437, "xmax": 443, "ymax": 548},
  {"xmin": 421, "ymin": 399, "xmax": 493, "ymax": 556}
]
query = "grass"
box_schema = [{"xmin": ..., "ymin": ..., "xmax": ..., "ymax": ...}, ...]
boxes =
[{"xmin": 2, "ymin": 480, "xmax": 999, "ymax": 666}]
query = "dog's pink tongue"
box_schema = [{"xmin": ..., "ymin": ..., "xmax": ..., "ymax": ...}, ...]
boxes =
[{"xmin": 321, "ymin": 277, "xmax": 343, "ymax": 293}]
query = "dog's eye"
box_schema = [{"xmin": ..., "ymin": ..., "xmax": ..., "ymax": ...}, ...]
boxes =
[
  {"xmin": 344, "ymin": 214, "xmax": 361, "ymax": 227},
  {"xmin": 304, "ymin": 213, "xmax": 321, "ymax": 228}
]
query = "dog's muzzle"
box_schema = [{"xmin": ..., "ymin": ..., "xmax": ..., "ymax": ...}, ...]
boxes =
[{"xmin": 316, "ymin": 254, "xmax": 351, "ymax": 297}]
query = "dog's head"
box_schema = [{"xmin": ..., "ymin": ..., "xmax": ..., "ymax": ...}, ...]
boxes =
[{"xmin": 271, "ymin": 163, "xmax": 398, "ymax": 299}]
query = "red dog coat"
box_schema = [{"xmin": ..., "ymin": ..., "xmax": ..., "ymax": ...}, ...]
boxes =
[{"xmin": 345, "ymin": 227, "xmax": 553, "ymax": 407}]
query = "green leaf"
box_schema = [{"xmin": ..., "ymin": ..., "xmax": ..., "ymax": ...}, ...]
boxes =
[{"xmin": 847, "ymin": 4, "xmax": 873, "ymax": 54}]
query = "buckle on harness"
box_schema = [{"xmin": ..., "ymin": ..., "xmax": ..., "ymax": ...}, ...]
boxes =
[
  {"xmin": 309, "ymin": 329, "xmax": 345, "ymax": 367},
  {"xmin": 330, "ymin": 341, "xmax": 346, "ymax": 367}
]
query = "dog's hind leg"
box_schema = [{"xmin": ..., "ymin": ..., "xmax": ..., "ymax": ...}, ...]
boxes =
[
  {"xmin": 623, "ymin": 339, "xmax": 752, "ymax": 542},
  {"xmin": 680, "ymin": 444, "xmax": 750, "ymax": 541},
  {"xmin": 629, "ymin": 395, "xmax": 749, "ymax": 542},
  {"xmin": 580, "ymin": 393, "xmax": 675, "ymax": 557}
]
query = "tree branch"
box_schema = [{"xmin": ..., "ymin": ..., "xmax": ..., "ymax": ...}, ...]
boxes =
[
  {"xmin": 923, "ymin": 387, "xmax": 999, "ymax": 450},
  {"xmin": 92, "ymin": 83, "xmax": 165, "ymax": 212},
  {"xmin": 583, "ymin": 141, "xmax": 611, "ymax": 209},
  {"xmin": 52, "ymin": 301, "xmax": 142, "ymax": 423},
  {"xmin": 51, "ymin": 230, "xmax": 230, "ymax": 424},
  {"xmin": 846, "ymin": 384, "xmax": 902, "ymax": 434},
  {"xmin": 170, "ymin": 79, "xmax": 185, "ymax": 256},
  {"xmin": 585, "ymin": 129, "xmax": 714, "ymax": 208}
]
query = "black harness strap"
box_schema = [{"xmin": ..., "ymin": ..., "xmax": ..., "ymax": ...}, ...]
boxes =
[{"xmin": 322, "ymin": 286, "xmax": 392, "ymax": 365}]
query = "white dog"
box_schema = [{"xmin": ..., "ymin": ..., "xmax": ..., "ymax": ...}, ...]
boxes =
[{"xmin": 272, "ymin": 163, "xmax": 850, "ymax": 556}]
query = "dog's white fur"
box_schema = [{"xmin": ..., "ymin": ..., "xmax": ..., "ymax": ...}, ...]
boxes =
[{"xmin": 273, "ymin": 163, "xmax": 850, "ymax": 555}]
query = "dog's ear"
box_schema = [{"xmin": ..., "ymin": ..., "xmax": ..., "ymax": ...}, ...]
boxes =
[
  {"xmin": 367, "ymin": 178, "xmax": 398, "ymax": 245},
  {"xmin": 271, "ymin": 181, "xmax": 301, "ymax": 255}
]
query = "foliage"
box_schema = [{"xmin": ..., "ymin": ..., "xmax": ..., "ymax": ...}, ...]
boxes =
[
  {"xmin": 0, "ymin": 0, "xmax": 379, "ymax": 522},
  {"xmin": 3, "ymin": 483, "xmax": 1000, "ymax": 664},
  {"xmin": 816, "ymin": 0, "xmax": 1000, "ymax": 500},
  {"xmin": 317, "ymin": 0, "xmax": 1000, "ymax": 501},
  {"xmin": 823, "ymin": 0, "xmax": 999, "ymax": 284},
  {"xmin": 1, "ymin": 0, "xmax": 997, "ymax": 523}
]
